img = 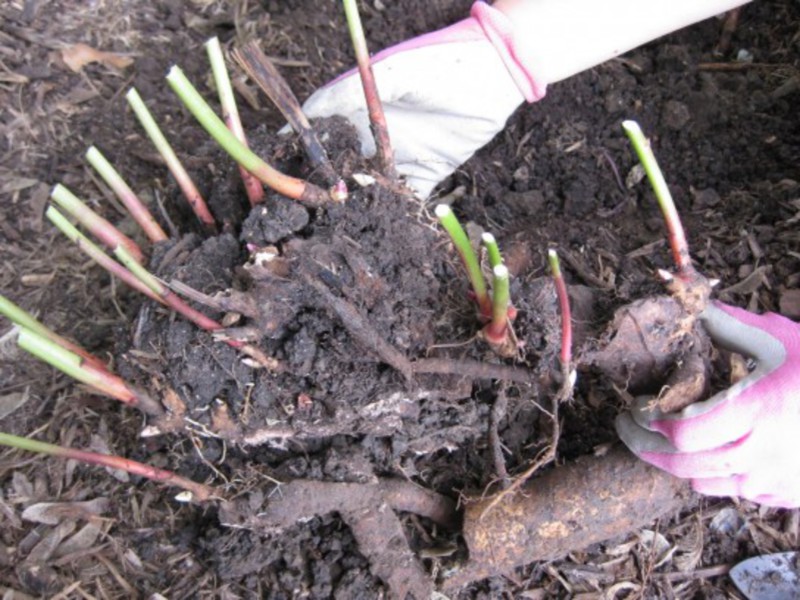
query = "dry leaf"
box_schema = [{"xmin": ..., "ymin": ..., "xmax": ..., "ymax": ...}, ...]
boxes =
[
  {"xmin": 0, "ymin": 389, "xmax": 30, "ymax": 421},
  {"xmin": 639, "ymin": 529, "xmax": 675, "ymax": 569},
  {"xmin": 0, "ymin": 496, "xmax": 22, "ymax": 529},
  {"xmin": 674, "ymin": 519, "xmax": 704, "ymax": 572},
  {"xmin": 11, "ymin": 471, "xmax": 35, "ymax": 503},
  {"xmin": 22, "ymin": 498, "xmax": 109, "ymax": 525},
  {"xmin": 53, "ymin": 522, "xmax": 102, "ymax": 558},
  {"xmin": 60, "ymin": 43, "xmax": 133, "ymax": 72},
  {"xmin": 0, "ymin": 176, "xmax": 39, "ymax": 194},
  {"xmin": 24, "ymin": 520, "xmax": 76, "ymax": 563}
]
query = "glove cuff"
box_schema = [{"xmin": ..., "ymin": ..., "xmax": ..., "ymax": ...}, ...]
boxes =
[{"xmin": 470, "ymin": 1, "xmax": 547, "ymax": 102}]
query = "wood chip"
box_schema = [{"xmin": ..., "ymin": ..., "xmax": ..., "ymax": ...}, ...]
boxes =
[
  {"xmin": 20, "ymin": 273, "xmax": 55, "ymax": 287},
  {"xmin": 779, "ymin": 289, "xmax": 800, "ymax": 318},
  {"xmin": 60, "ymin": 43, "xmax": 133, "ymax": 72}
]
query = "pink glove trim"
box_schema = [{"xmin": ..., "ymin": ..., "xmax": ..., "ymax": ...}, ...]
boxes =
[
  {"xmin": 369, "ymin": 17, "xmax": 486, "ymax": 60},
  {"xmin": 325, "ymin": 2, "xmax": 546, "ymax": 102},
  {"xmin": 470, "ymin": 2, "xmax": 547, "ymax": 102},
  {"xmin": 325, "ymin": 17, "xmax": 487, "ymax": 87}
]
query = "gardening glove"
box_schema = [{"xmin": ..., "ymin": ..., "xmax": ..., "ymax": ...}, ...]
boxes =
[
  {"xmin": 616, "ymin": 302, "xmax": 800, "ymax": 508},
  {"xmin": 300, "ymin": 1, "xmax": 544, "ymax": 199},
  {"xmin": 299, "ymin": 0, "xmax": 750, "ymax": 198}
]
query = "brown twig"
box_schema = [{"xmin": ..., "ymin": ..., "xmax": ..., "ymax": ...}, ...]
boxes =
[
  {"xmin": 698, "ymin": 61, "xmax": 778, "ymax": 71},
  {"xmin": 233, "ymin": 42, "xmax": 339, "ymax": 185},
  {"xmin": 303, "ymin": 271, "xmax": 413, "ymax": 380},
  {"xmin": 168, "ymin": 279, "xmax": 260, "ymax": 318},
  {"xmin": 411, "ymin": 357, "xmax": 536, "ymax": 385},
  {"xmin": 656, "ymin": 564, "xmax": 731, "ymax": 582},
  {"xmin": 715, "ymin": 7, "xmax": 741, "ymax": 56},
  {"xmin": 559, "ymin": 248, "xmax": 613, "ymax": 290},
  {"xmin": 478, "ymin": 397, "xmax": 560, "ymax": 519},
  {"xmin": 489, "ymin": 384, "xmax": 510, "ymax": 489}
]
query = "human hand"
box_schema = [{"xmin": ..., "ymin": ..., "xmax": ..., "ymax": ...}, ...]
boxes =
[
  {"xmin": 616, "ymin": 302, "xmax": 800, "ymax": 508},
  {"xmin": 300, "ymin": 2, "xmax": 544, "ymax": 199}
]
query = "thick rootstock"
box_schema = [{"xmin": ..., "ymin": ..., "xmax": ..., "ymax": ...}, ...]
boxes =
[{"xmin": 445, "ymin": 446, "xmax": 689, "ymax": 589}]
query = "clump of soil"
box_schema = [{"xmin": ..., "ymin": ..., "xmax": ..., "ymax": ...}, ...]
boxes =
[
  {"xmin": 111, "ymin": 99, "xmax": 722, "ymax": 597},
  {"xmin": 108, "ymin": 111, "xmax": 583, "ymax": 598},
  {"xmin": 124, "ymin": 113, "xmax": 565, "ymax": 476}
]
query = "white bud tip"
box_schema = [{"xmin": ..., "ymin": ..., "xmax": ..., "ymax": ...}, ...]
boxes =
[
  {"xmin": 174, "ymin": 491, "xmax": 194, "ymax": 503},
  {"xmin": 434, "ymin": 204, "xmax": 452, "ymax": 219},
  {"xmin": 493, "ymin": 264, "xmax": 509, "ymax": 279},
  {"xmin": 657, "ymin": 269, "xmax": 673, "ymax": 281},
  {"xmin": 622, "ymin": 120, "xmax": 641, "ymax": 134},
  {"xmin": 481, "ymin": 232, "xmax": 496, "ymax": 244},
  {"xmin": 709, "ymin": 278, "xmax": 721, "ymax": 288},
  {"xmin": 548, "ymin": 249, "xmax": 557, "ymax": 259}
]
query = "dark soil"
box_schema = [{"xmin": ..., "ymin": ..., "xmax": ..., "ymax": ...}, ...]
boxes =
[{"xmin": 1, "ymin": 1, "xmax": 799, "ymax": 598}]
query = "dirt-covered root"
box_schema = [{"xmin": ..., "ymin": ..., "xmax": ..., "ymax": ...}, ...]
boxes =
[
  {"xmin": 443, "ymin": 446, "xmax": 689, "ymax": 590},
  {"xmin": 582, "ymin": 294, "xmax": 713, "ymax": 412},
  {"xmin": 218, "ymin": 478, "xmax": 458, "ymax": 599},
  {"xmin": 664, "ymin": 267, "xmax": 713, "ymax": 318}
]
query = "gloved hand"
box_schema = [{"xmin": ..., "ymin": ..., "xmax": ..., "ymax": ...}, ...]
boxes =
[
  {"xmin": 300, "ymin": 2, "xmax": 545, "ymax": 199},
  {"xmin": 299, "ymin": 0, "xmax": 749, "ymax": 199},
  {"xmin": 616, "ymin": 302, "xmax": 800, "ymax": 508}
]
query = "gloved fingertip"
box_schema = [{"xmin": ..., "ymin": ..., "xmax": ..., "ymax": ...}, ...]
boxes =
[
  {"xmin": 614, "ymin": 412, "xmax": 644, "ymax": 453},
  {"xmin": 690, "ymin": 475, "xmax": 738, "ymax": 497}
]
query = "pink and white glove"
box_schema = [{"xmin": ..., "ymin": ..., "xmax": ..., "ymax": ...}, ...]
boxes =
[
  {"xmin": 616, "ymin": 302, "xmax": 800, "ymax": 508},
  {"xmin": 299, "ymin": 0, "xmax": 749, "ymax": 199},
  {"xmin": 300, "ymin": 2, "xmax": 545, "ymax": 199}
]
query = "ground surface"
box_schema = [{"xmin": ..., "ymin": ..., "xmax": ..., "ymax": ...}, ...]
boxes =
[{"xmin": 1, "ymin": 0, "xmax": 799, "ymax": 598}]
